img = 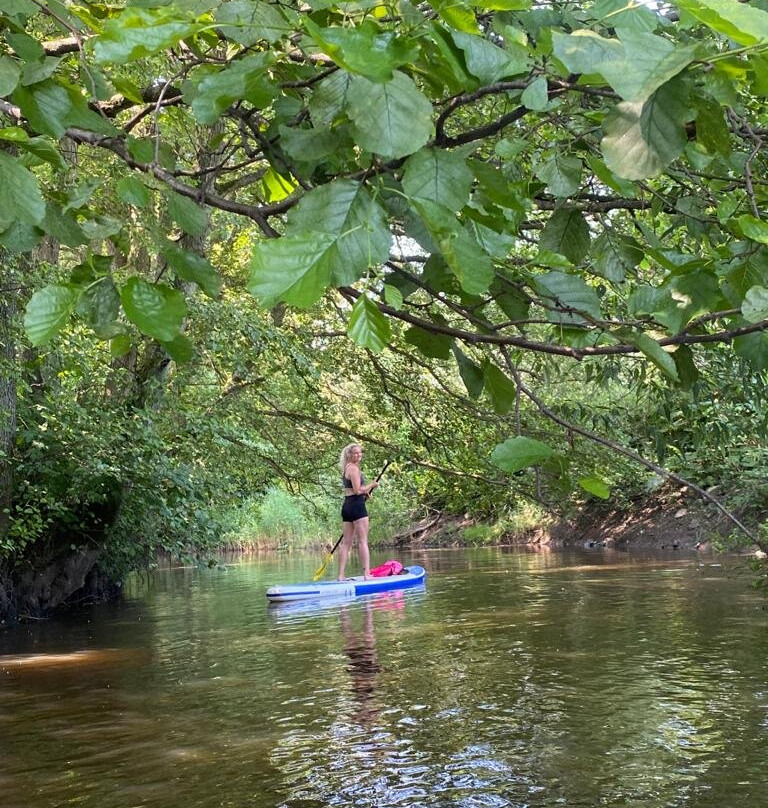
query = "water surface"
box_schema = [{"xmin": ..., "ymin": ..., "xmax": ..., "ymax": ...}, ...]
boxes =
[{"xmin": 1, "ymin": 548, "xmax": 766, "ymax": 808}]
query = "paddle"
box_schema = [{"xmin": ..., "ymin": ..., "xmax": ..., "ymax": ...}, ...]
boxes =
[{"xmin": 312, "ymin": 460, "xmax": 391, "ymax": 581}]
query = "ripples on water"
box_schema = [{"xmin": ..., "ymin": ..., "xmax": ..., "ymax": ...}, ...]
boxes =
[{"xmin": 1, "ymin": 549, "xmax": 767, "ymax": 808}]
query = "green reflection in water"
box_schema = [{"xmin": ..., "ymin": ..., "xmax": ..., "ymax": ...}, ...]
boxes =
[{"xmin": 1, "ymin": 548, "xmax": 767, "ymax": 808}]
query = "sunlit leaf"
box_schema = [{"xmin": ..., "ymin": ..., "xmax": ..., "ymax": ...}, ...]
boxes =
[
  {"xmin": 578, "ymin": 476, "xmax": 611, "ymax": 499},
  {"xmin": 305, "ymin": 19, "xmax": 418, "ymax": 82},
  {"xmin": 161, "ymin": 243, "xmax": 222, "ymax": 299},
  {"xmin": 347, "ymin": 72, "xmax": 433, "ymax": 158},
  {"xmin": 347, "ymin": 295, "xmax": 391, "ymax": 352},
  {"xmin": 602, "ymin": 81, "xmax": 690, "ymax": 180},
  {"xmin": 24, "ymin": 284, "xmax": 80, "ymax": 346},
  {"xmin": 741, "ymin": 285, "xmax": 768, "ymax": 323},
  {"xmin": 402, "ymin": 148, "xmax": 474, "ymax": 211},
  {"xmin": 94, "ymin": 7, "xmax": 202, "ymax": 63},
  {"xmin": 491, "ymin": 435, "xmax": 556, "ymax": 472},
  {"xmin": 120, "ymin": 278, "xmax": 187, "ymax": 342},
  {"xmin": 676, "ymin": 0, "xmax": 768, "ymax": 46}
]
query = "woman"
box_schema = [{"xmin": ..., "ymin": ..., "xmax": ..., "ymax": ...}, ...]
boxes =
[{"xmin": 338, "ymin": 443, "xmax": 380, "ymax": 580}]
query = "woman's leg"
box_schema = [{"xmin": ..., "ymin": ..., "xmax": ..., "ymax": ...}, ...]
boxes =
[
  {"xmin": 355, "ymin": 517, "xmax": 371, "ymax": 578},
  {"xmin": 337, "ymin": 521, "xmax": 355, "ymax": 580}
]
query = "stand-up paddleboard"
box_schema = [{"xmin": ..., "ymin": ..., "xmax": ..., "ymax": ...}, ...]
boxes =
[{"xmin": 266, "ymin": 565, "xmax": 426, "ymax": 603}]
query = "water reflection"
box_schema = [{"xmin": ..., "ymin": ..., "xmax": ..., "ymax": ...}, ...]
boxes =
[
  {"xmin": 1, "ymin": 549, "xmax": 767, "ymax": 808},
  {"xmin": 340, "ymin": 600, "xmax": 384, "ymax": 727}
]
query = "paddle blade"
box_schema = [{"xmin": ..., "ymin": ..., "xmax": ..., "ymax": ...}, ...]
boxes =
[{"xmin": 312, "ymin": 552, "xmax": 332, "ymax": 581}]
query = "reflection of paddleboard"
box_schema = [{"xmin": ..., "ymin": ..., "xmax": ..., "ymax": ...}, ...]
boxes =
[{"xmin": 266, "ymin": 565, "xmax": 426, "ymax": 603}]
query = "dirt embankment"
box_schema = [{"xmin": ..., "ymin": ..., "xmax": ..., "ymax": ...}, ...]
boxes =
[{"xmin": 394, "ymin": 489, "xmax": 762, "ymax": 554}]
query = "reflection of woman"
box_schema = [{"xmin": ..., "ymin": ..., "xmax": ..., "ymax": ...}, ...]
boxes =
[
  {"xmin": 338, "ymin": 443, "xmax": 380, "ymax": 580},
  {"xmin": 340, "ymin": 602, "xmax": 381, "ymax": 727}
]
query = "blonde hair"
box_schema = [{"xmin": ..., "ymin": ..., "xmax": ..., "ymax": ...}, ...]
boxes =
[{"xmin": 339, "ymin": 443, "xmax": 361, "ymax": 476}]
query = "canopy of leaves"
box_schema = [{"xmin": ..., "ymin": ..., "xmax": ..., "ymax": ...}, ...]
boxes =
[{"xmin": 4, "ymin": 0, "xmax": 768, "ymax": 577}]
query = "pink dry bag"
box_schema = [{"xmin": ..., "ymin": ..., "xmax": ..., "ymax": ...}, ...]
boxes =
[{"xmin": 369, "ymin": 559, "xmax": 405, "ymax": 577}]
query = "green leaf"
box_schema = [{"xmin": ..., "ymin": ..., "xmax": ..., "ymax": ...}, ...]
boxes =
[
  {"xmin": 602, "ymin": 81, "xmax": 690, "ymax": 180},
  {"xmin": 742, "ymin": 285, "xmax": 768, "ymax": 323},
  {"xmin": 578, "ymin": 476, "xmax": 611, "ymax": 499},
  {"xmin": 738, "ymin": 215, "xmax": 768, "ymax": 245},
  {"xmin": 160, "ymin": 333, "xmax": 194, "ymax": 364},
  {"xmin": 0, "ymin": 0, "xmax": 39, "ymax": 18},
  {"xmin": 593, "ymin": 0, "xmax": 658, "ymax": 32},
  {"xmin": 428, "ymin": 0, "xmax": 481, "ymax": 33},
  {"xmin": 592, "ymin": 230, "xmax": 643, "ymax": 282},
  {"xmin": 673, "ymin": 344, "xmax": 699, "ymax": 390},
  {"xmin": 94, "ymin": 7, "xmax": 202, "ymax": 63},
  {"xmin": 604, "ymin": 34, "xmax": 697, "ymax": 103},
  {"xmin": 695, "ymin": 97, "xmax": 731, "ymax": 156},
  {"xmin": 110, "ymin": 334, "xmax": 132, "ymax": 358},
  {"xmin": 675, "ymin": 0, "xmax": 768, "ymax": 46},
  {"xmin": 535, "ymin": 154, "xmax": 582, "ymax": 198},
  {"xmin": 0, "ymin": 220, "xmax": 41, "ymax": 253},
  {"xmin": 161, "ymin": 243, "xmax": 222, "ymax": 298},
  {"xmin": 630, "ymin": 332, "xmax": 679, "ymax": 382},
  {"xmin": 469, "ymin": 0, "xmax": 531, "ymax": 8},
  {"xmin": 188, "ymin": 54, "xmax": 276, "ymax": 125},
  {"xmin": 120, "ymin": 278, "xmax": 187, "ymax": 342},
  {"xmin": 414, "ymin": 199, "xmax": 494, "ymax": 295},
  {"xmin": 483, "ymin": 362, "xmax": 517, "ymax": 415},
  {"xmin": 347, "ymin": 72, "xmax": 433, "ymax": 159},
  {"xmin": 308, "ymin": 70, "xmax": 353, "ymax": 128},
  {"xmin": 552, "ymin": 30, "xmax": 623, "ymax": 74},
  {"xmin": 539, "ymin": 207, "xmax": 591, "ymax": 264},
  {"xmin": 14, "ymin": 80, "xmax": 117, "ymax": 137},
  {"xmin": 21, "ymin": 57, "xmax": 61, "ymax": 87},
  {"xmin": 533, "ymin": 271, "xmax": 602, "ymax": 324},
  {"xmin": 24, "ymin": 284, "xmax": 80, "ymax": 346},
  {"xmin": 289, "ymin": 179, "xmax": 391, "ymax": 285},
  {"xmin": 452, "ymin": 31, "xmax": 529, "ymax": 84},
  {"xmin": 491, "ymin": 435, "xmax": 556, "ymax": 472},
  {"xmin": 0, "ymin": 55, "xmax": 21, "ymax": 97},
  {"xmin": 0, "ymin": 150, "xmax": 45, "ymax": 225},
  {"xmin": 116, "ymin": 175, "xmax": 151, "ymax": 208},
  {"xmin": 404, "ymin": 325, "xmax": 454, "ymax": 359},
  {"xmin": 521, "ymin": 75, "xmax": 548, "ymax": 111},
  {"xmin": 453, "ymin": 346, "xmax": 484, "ymax": 399},
  {"xmin": 214, "ymin": 0, "xmax": 289, "ymax": 45},
  {"xmin": 347, "ymin": 295, "xmax": 391, "ymax": 352},
  {"xmin": 734, "ymin": 331, "xmax": 768, "ymax": 371},
  {"xmin": 5, "ymin": 32, "xmax": 43, "ymax": 61},
  {"xmin": 248, "ymin": 232, "xmax": 337, "ymax": 308},
  {"xmin": 41, "ymin": 204, "xmax": 88, "ymax": 247},
  {"xmin": 167, "ymin": 192, "xmax": 208, "ymax": 236},
  {"xmin": 305, "ymin": 19, "xmax": 418, "ymax": 83},
  {"xmin": 383, "ymin": 284, "xmax": 404, "ymax": 310},
  {"xmin": 402, "ymin": 148, "xmax": 474, "ymax": 211},
  {"xmin": 553, "ymin": 30, "xmax": 697, "ymax": 103},
  {"xmin": 278, "ymin": 125, "xmax": 338, "ymax": 163},
  {"xmin": 76, "ymin": 277, "xmax": 121, "ymax": 337}
]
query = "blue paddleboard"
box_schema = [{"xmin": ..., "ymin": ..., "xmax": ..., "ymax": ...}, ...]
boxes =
[{"xmin": 266, "ymin": 565, "xmax": 426, "ymax": 603}]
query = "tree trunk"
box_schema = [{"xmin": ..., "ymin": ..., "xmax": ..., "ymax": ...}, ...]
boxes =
[{"xmin": 0, "ymin": 257, "xmax": 17, "ymax": 545}]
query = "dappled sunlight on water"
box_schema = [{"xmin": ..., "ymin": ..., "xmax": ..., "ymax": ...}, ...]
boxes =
[{"xmin": 1, "ymin": 547, "xmax": 767, "ymax": 807}]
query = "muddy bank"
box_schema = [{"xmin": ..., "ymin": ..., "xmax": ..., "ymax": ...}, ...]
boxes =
[{"xmin": 395, "ymin": 489, "xmax": 759, "ymax": 554}]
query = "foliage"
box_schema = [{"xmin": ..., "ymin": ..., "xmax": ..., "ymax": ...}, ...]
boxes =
[{"xmin": 5, "ymin": 0, "xmax": 768, "ymax": 611}]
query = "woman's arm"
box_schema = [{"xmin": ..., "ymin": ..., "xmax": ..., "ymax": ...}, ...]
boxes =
[{"xmin": 346, "ymin": 465, "xmax": 379, "ymax": 496}]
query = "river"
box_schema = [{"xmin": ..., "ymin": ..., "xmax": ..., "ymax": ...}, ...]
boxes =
[{"xmin": 1, "ymin": 547, "xmax": 766, "ymax": 808}]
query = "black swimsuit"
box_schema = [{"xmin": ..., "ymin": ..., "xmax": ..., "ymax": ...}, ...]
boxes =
[{"xmin": 341, "ymin": 472, "xmax": 368, "ymax": 523}]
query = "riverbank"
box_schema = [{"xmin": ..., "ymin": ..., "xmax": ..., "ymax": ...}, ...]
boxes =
[{"xmin": 393, "ymin": 488, "xmax": 763, "ymax": 555}]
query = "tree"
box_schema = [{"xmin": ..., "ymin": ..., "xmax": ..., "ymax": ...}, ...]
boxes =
[{"xmin": 4, "ymin": 0, "xmax": 768, "ymax": 552}]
